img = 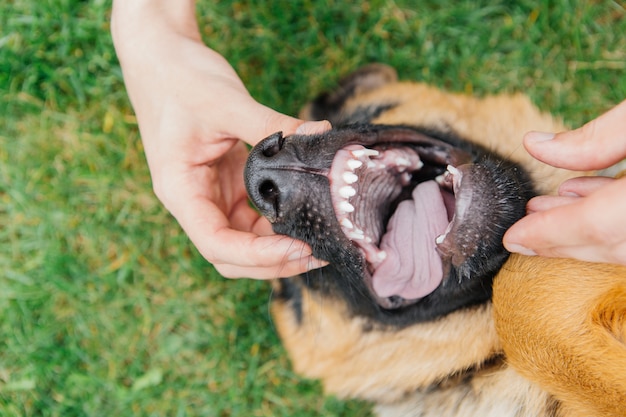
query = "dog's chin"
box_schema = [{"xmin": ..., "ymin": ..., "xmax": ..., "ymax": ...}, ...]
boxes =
[{"xmin": 327, "ymin": 137, "xmax": 528, "ymax": 311}]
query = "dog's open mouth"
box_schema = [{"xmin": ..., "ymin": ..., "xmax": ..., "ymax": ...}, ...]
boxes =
[
  {"xmin": 327, "ymin": 134, "xmax": 478, "ymax": 309},
  {"xmin": 245, "ymin": 125, "xmax": 531, "ymax": 313}
]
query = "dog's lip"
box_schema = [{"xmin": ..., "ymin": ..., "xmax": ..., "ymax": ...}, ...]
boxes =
[{"xmin": 328, "ymin": 137, "xmax": 469, "ymax": 309}]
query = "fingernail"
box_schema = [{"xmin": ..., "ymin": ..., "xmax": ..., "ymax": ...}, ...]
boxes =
[
  {"xmin": 296, "ymin": 120, "xmax": 331, "ymax": 135},
  {"xmin": 559, "ymin": 191, "xmax": 580, "ymax": 197},
  {"xmin": 526, "ymin": 131, "xmax": 555, "ymax": 143},
  {"xmin": 506, "ymin": 243, "xmax": 537, "ymax": 257}
]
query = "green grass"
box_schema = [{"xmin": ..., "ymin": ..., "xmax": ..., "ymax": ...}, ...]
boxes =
[{"xmin": 1, "ymin": 0, "xmax": 625, "ymax": 416}]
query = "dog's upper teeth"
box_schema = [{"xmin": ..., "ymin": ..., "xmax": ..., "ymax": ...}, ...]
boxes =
[
  {"xmin": 343, "ymin": 172, "xmax": 359, "ymax": 184},
  {"xmin": 346, "ymin": 159, "xmax": 363, "ymax": 170},
  {"xmin": 347, "ymin": 230, "xmax": 364, "ymax": 240},
  {"xmin": 339, "ymin": 201, "xmax": 355, "ymax": 213},
  {"xmin": 339, "ymin": 185, "xmax": 357, "ymax": 198},
  {"xmin": 347, "ymin": 227, "xmax": 366, "ymax": 240},
  {"xmin": 351, "ymin": 149, "xmax": 380, "ymax": 158}
]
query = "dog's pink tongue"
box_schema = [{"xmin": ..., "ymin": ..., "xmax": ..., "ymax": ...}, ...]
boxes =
[{"xmin": 372, "ymin": 180, "xmax": 447, "ymax": 300}]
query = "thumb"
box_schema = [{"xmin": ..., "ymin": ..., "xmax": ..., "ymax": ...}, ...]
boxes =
[
  {"xmin": 296, "ymin": 119, "xmax": 333, "ymax": 135},
  {"xmin": 523, "ymin": 99, "xmax": 626, "ymax": 171},
  {"xmin": 233, "ymin": 96, "xmax": 332, "ymax": 146}
]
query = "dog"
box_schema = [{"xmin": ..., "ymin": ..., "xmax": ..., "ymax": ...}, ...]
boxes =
[{"xmin": 244, "ymin": 64, "xmax": 626, "ymax": 417}]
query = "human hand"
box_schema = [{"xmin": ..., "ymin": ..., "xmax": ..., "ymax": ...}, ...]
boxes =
[
  {"xmin": 111, "ymin": 1, "xmax": 330, "ymax": 278},
  {"xmin": 503, "ymin": 100, "xmax": 626, "ymax": 266}
]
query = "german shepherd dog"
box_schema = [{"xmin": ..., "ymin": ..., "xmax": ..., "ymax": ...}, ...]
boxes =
[{"xmin": 244, "ymin": 65, "xmax": 626, "ymax": 417}]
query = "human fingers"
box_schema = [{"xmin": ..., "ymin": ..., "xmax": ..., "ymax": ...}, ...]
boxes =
[
  {"xmin": 557, "ymin": 176, "xmax": 615, "ymax": 197},
  {"xmin": 177, "ymin": 195, "xmax": 320, "ymax": 269},
  {"xmin": 231, "ymin": 99, "xmax": 332, "ymax": 147},
  {"xmin": 526, "ymin": 242, "xmax": 626, "ymax": 266},
  {"xmin": 526, "ymin": 177, "xmax": 614, "ymax": 221},
  {"xmin": 213, "ymin": 255, "xmax": 329, "ymax": 279},
  {"xmin": 503, "ymin": 202, "xmax": 593, "ymax": 257},
  {"xmin": 523, "ymin": 99, "xmax": 626, "ymax": 171},
  {"xmin": 525, "ymin": 195, "xmax": 579, "ymax": 214},
  {"xmin": 296, "ymin": 120, "xmax": 333, "ymax": 135},
  {"xmin": 525, "ymin": 177, "xmax": 616, "ymax": 213},
  {"xmin": 504, "ymin": 176, "xmax": 626, "ymax": 263}
]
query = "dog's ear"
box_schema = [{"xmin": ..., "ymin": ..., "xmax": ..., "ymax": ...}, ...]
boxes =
[{"xmin": 299, "ymin": 63, "xmax": 397, "ymax": 125}]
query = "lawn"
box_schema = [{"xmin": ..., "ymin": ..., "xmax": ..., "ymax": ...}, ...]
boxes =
[{"xmin": 1, "ymin": 1, "xmax": 625, "ymax": 416}]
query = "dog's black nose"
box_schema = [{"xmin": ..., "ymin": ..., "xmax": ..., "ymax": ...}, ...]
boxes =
[
  {"xmin": 245, "ymin": 130, "xmax": 333, "ymax": 227},
  {"xmin": 244, "ymin": 132, "xmax": 295, "ymax": 223}
]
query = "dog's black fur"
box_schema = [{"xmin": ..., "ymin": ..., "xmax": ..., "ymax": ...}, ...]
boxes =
[{"xmin": 245, "ymin": 119, "xmax": 534, "ymax": 328}]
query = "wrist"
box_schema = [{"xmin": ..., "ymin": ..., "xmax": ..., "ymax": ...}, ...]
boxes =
[{"xmin": 111, "ymin": 0, "xmax": 201, "ymax": 60}]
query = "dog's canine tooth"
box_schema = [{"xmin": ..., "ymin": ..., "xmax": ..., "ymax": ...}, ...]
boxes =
[
  {"xmin": 339, "ymin": 185, "xmax": 357, "ymax": 199},
  {"xmin": 351, "ymin": 149, "xmax": 380, "ymax": 158},
  {"xmin": 343, "ymin": 172, "xmax": 359, "ymax": 184},
  {"xmin": 339, "ymin": 201, "xmax": 355, "ymax": 213},
  {"xmin": 347, "ymin": 159, "xmax": 363, "ymax": 170},
  {"xmin": 447, "ymin": 165, "xmax": 460, "ymax": 176}
]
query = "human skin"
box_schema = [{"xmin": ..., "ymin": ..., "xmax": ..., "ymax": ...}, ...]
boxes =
[
  {"xmin": 111, "ymin": 0, "xmax": 330, "ymax": 278},
  {"xmin": 504, "ymin": 99, "xmax": 626, "ymax": 266}
]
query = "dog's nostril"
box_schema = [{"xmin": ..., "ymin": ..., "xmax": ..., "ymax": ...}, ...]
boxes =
[
  {"xmin": 259, "ymin": 179, "xmax": 279, "ymax": 204},
  {"xmin": 262, "ymin": 145, "xmax": 279, "ymax": 158},
  {"xmin": 261, "ymin": 132, "xmax": 285, "ymax": 157}
]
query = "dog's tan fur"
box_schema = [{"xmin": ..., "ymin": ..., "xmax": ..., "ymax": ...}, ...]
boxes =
[
  {"xmin": 494, "ymin": 255, "xmax": 626, "ymax": 417},
  {"xmin": 272, "ymin": 282, "xmax": 501, "ymax": 403},
  {"xmin": 269, "ymin": 73, "xmax": 626, "ymax": 416}
]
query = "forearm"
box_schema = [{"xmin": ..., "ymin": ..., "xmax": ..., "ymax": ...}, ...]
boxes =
[{"xmin": 111, "ymin": 0, "xmax": 200, "ymax": 61}]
